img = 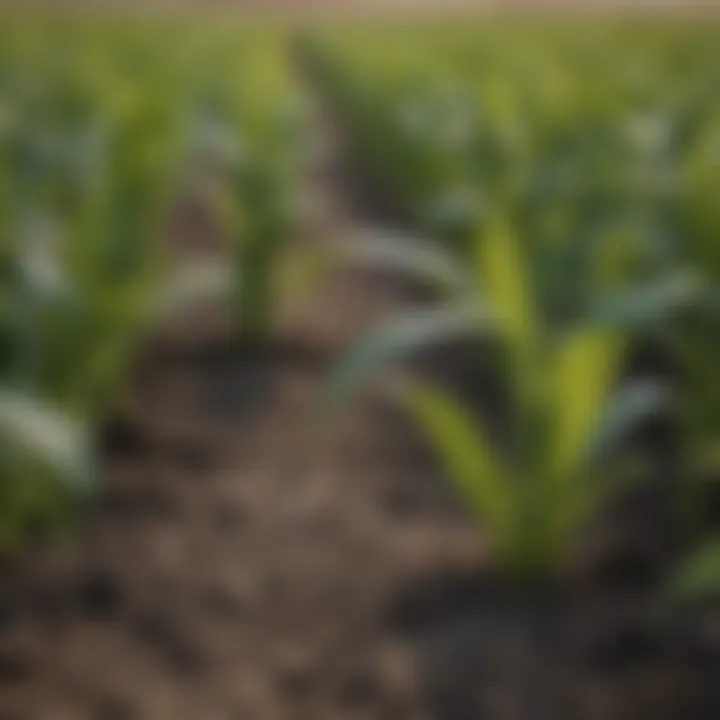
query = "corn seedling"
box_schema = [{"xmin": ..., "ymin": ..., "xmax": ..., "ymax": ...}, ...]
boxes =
[
  {"xmin": 180, "ymin": 33, "xmax": 307, "ymax": 345},
  {"xmin": 326, "ymin": 220, "xmax": 666, "ymax": 581},
  {"xmin": 0, "ymin": 18, "xmax": 306, "ymax": 549}
]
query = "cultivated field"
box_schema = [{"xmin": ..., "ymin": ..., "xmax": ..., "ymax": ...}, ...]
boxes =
[{"xmin": 0, "ymin": 12, "xmax": 719, "ymax": 720}]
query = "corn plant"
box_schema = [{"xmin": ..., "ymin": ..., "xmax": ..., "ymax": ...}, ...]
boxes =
[
  {"xmin": 0, "ymin": 19, "xmax": 197, "ymax": 547},
  {"xmin": 326, "ymin": 220, "xmax": 666, "ymax": 581},
  {"xmin": 180, "ymin": 33, "xmax": 307, "ymax": 346},
  {"xmin": 8, "ymin": 105, "xmax": 181, "ymax": 417},
  {"xmin": 227, "ymin": 74, "xmax": 306, "ymax": 345},
  {"xmin": 0, "ymin": 91, "xmax": 183, "ymax": 549},
  {"xmin": 0, "ymin": 17, "xmax": 310, "ymax": 550},
  {"xmin": 310, "ymin": 25, "xmax": 715, "ymax": 324},
  {"xmin": 316, "ymin": 27, "xmax": 720, "ymax": 585}
]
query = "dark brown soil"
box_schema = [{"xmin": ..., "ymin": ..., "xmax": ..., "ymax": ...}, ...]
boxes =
[{"xmin": 1, "ymin": 51, "xmax": 720, "ymax": 720}]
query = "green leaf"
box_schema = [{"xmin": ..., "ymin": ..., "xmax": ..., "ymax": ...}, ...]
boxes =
[
  {"xmin": 344, "ymin": 228, "xmax": 468, "ymax": 290},
  {"xmin": 589, "ymin": 379, "xmax": 668, "ymax": 464},
  {"xmin": 322, "ymin": 304, "xmax": 490, "ymax": 412},
  {"xmin": 549, "ymin": 328, "xmax": 624, "ymax": 482},
  {"xmin": 668, "ymin": 537, "xmax": 720, "ymax": 602},
  {"xmin": 0, "ymin": 388, "xmax": 93, "ymax": 490},
  {"xmin": 476, "ymin": 217, "xmax": 537, "ymax": 359},
  {"xmin": 399, "ymin": 380, "xmax": 511, "ymax": 539},
  {"xmin": 590, "ymin": 268, "xmax": 702, "ymax": 330}
]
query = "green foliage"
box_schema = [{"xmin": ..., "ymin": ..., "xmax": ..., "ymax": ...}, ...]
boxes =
[
  {"xmin": 327, "ymin": 220, "xmax": 666, "ymax": 580},
  {"xmin": 0, "ymin": 389, "xmax": 92, "ymax": 551},
  {"xmin": 668, "ymin": 537, "xmax": 720, "ymax": 603},
  {"xmin": 316, "ymin": 25, "xmax": 720, "ymax": 582},
  {"xmin": 0, "ymin": 16, "xmax": 305, "ymax": 551},
  {"xmin": 309, "ymin": 25, "xmax": 716, "ymax": 324},
  {"xmin": 180, "ymin": 32, "xmax": 306, "ymax": 343}
]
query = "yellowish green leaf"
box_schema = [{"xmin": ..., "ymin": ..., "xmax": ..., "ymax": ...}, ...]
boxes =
[
  {"xmin": 400, "ymin": 381, "xmax": 510, "ymax": 536},
  {"xmin": 549, "ymin": 328, "xmax": 624, "ymax": 482}
]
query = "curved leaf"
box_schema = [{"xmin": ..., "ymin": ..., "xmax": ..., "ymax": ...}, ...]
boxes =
[
  {"xmin": 322, "ymin": 304, "xmax": 490, "ymax": 412},
  {"xmin": 590, "ymin": 268, "xmax": 702, "ymax": 330},
  {"xmin": 343, "ymin": 227, "xmax": 468, "ymax": 290},
  {"xmin": 589, "ymin": 379, "xmax": 669, "ymax": 464},
  {"xmin": 0, "ymin": 388, "xmax": 93, "ymax": 490},
  {"xmin": 549, "ymin": 328, "xmax": 624, "ymax": 482},
  {"xmin": 399, "ymin": 380, "xmax": 510, "ymax": 535},
  {"xmin": 476, "ymin": 217, "xmax": 537, "ymax": 359}
]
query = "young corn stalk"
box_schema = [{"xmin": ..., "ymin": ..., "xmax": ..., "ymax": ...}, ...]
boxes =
[
  {"xmin": 12, "ymin": 102, "xmax": 182, "ymax": 421},
  {"xmin": 193, "ymin": 40, "xmax": 305, "ymax": 347},
  {"xmin": 326, "ymin": 219, "xmax": 667, "ymax": 582},
  {"xmin": 0, "ymin": 129, "xmax": 95, "ymax": 547},
  {"xmin": 0, "ymin": 50, "xmax": 185, "ymax": 549}
]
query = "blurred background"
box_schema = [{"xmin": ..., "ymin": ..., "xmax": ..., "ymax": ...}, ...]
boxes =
[
  {"xmin": 3, "ymin": 0, "xmax": 720, "ymax": 15},
  {"xmin": 0, "ymin": 2, "xmax": 719, "ymax": 719}
]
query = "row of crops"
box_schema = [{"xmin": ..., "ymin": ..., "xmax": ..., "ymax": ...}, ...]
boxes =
[
  {"xmin": 2, "ymin": 16, "xmax": 720, "ymax": 604},
  {"xmin": 0, "ymin": 18, "xmax": 305, "ymax": 549},
  {"xmin": 310, "ymin": 26, "xmax": 720, "ymax": 596}
]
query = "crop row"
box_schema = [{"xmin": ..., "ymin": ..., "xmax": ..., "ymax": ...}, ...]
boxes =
[
  {"xmin": 0, "ymin": 18, "xmax": 306, "ymax": 549},
  {"xmin": 3, "ymin": 18, "xmax": 720, "ymax": 602},
  {"xmin": 310, "ymin": 25, "xmax": 720, "ymax": 596}
]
